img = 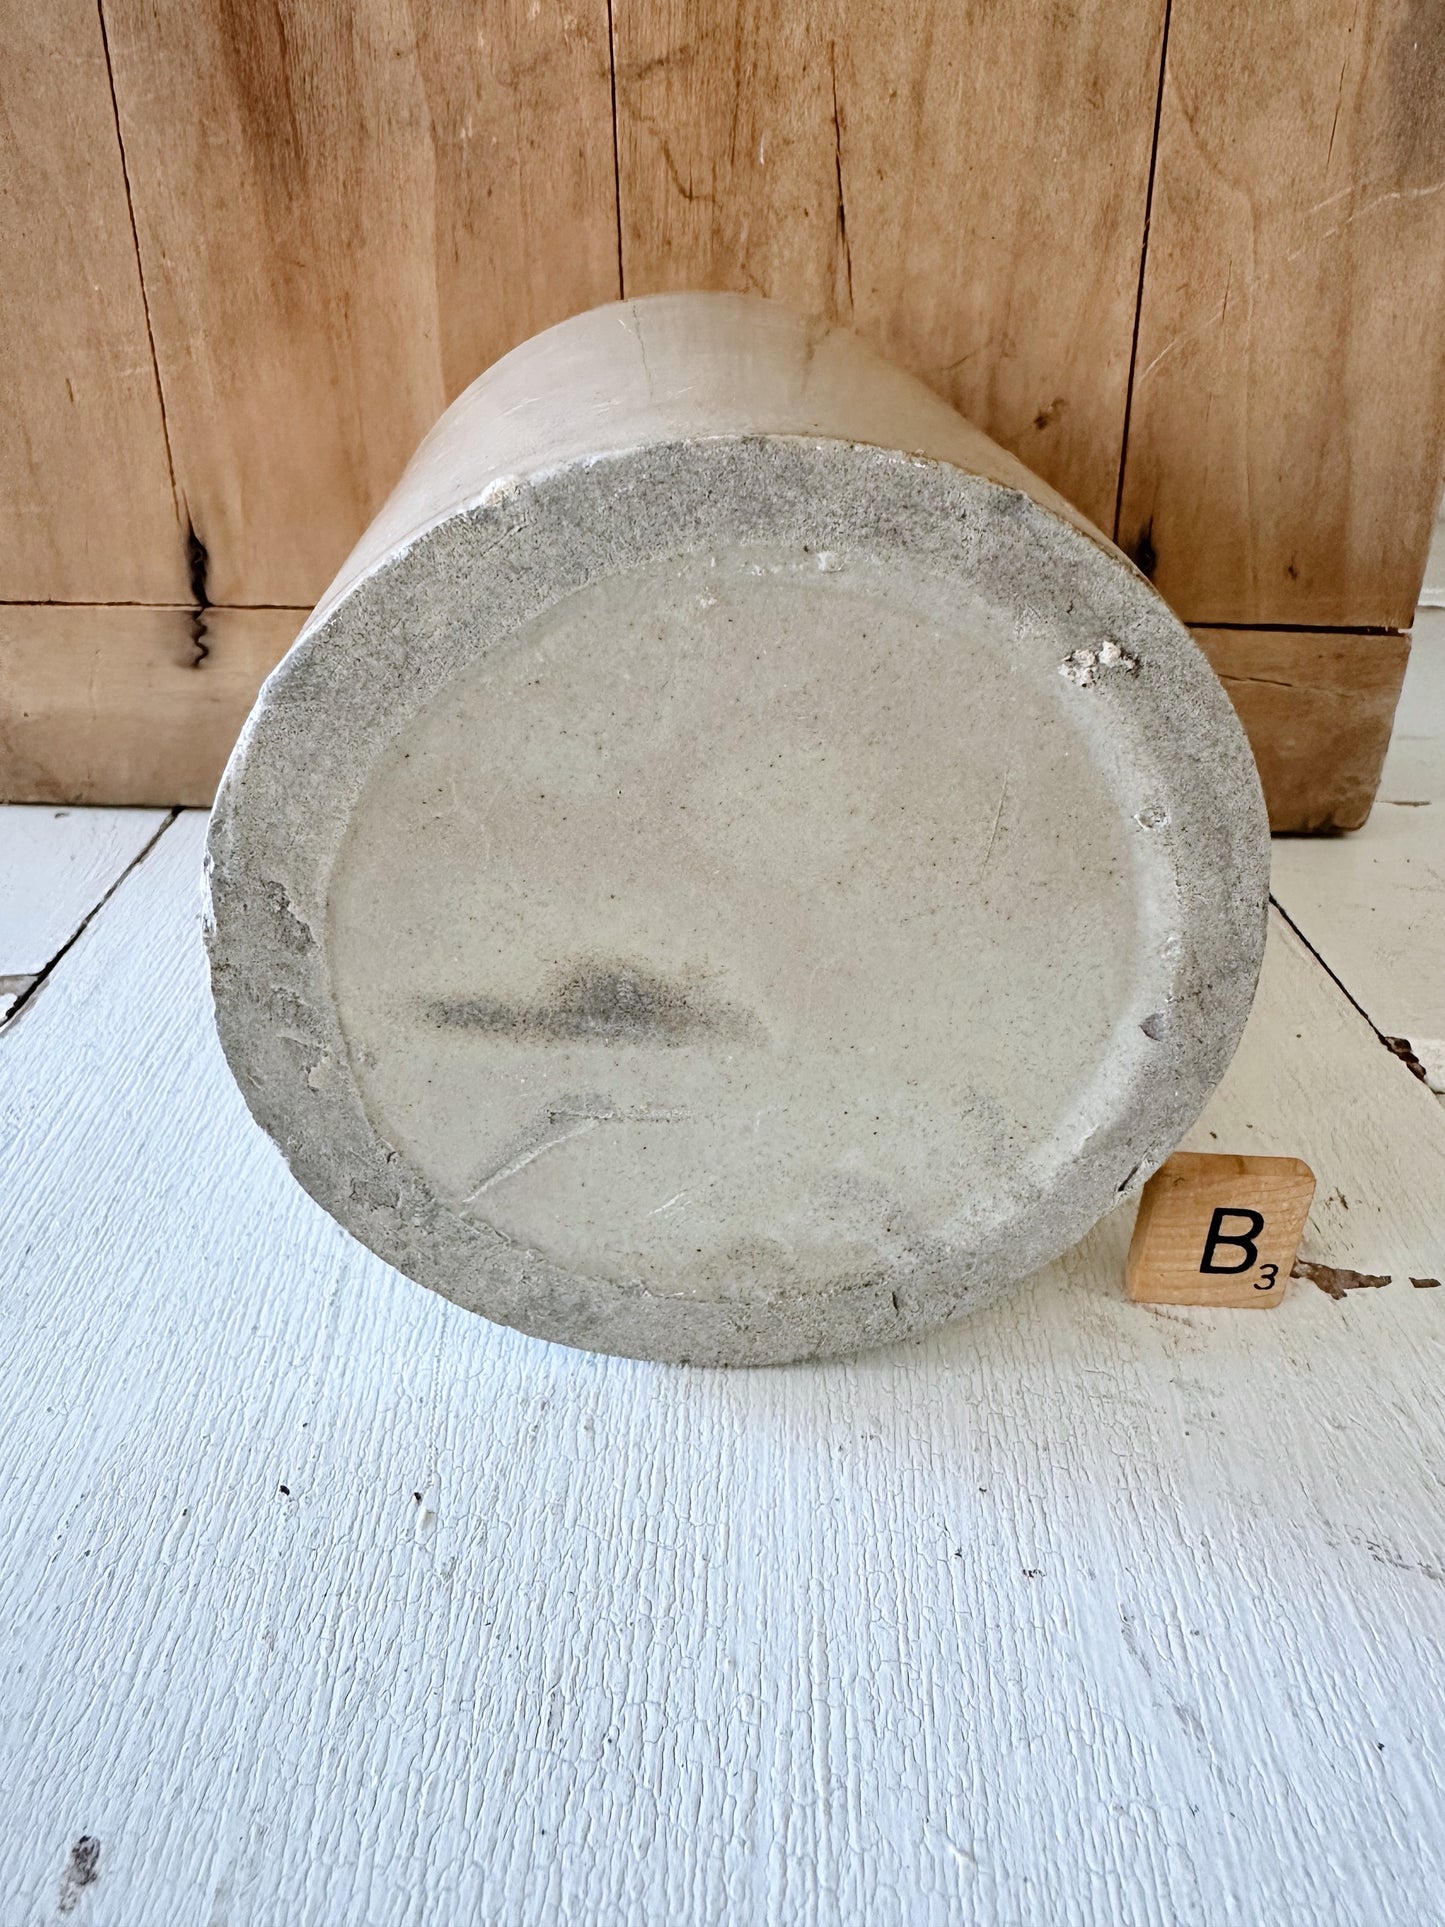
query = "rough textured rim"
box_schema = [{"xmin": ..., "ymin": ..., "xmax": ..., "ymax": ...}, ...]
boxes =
[{"xmin": 205, "ymin": 435, "xmax": 1269, "ymax": 1366}]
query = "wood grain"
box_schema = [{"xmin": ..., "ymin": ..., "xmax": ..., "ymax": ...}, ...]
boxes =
[
  {"xmin": 1120, "ymin": 0, "xmax": 1445, "ymax": 627},
  {"xmin": 1193, "ymin": 626, "xmax": 1411, "ymax": 831},
  {"xmin": 2, "ymin": 611, "xmax": 1407, "ymax": 821},
  {"xmin": 1127, "ymin": 1152, "xmax": 1316, "ymax": 1306},
  {"xmin": 3, "ymin": 823, "xmax": 1445, "ymax": 1920},
  {"xmin": 0, "ymin": 605, "xmax": 303, "ymax": 806},
  {"xmin": 1, "ymin": 0, "xmax": 1439, "ymax": 842},
  {"xmin": 99, "ymin": 0, "xmax": 621, "ymax": 606},
  {"xmin": 613, "ymin": 0, "xmax": 1168, "ymax": 529},
  {"xmin": 0, "ymin": 0, "xmax": 184, "ymax": 601}
]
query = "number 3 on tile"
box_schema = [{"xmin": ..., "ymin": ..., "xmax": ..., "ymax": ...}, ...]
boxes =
[{"xmin": 1127, "ymin": 1154, "xmax": 1317, "ymax": 1307}]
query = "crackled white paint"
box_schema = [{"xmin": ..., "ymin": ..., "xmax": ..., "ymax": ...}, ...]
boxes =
[{"xmin": 1, "ymin": 811, "xmax": 1444, "ymax": 1924}]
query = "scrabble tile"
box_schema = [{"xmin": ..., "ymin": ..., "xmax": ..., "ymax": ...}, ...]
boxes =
[{"xmin": 1126, "ymin": 1152, "xmax": 1316, "ymax": 1307}]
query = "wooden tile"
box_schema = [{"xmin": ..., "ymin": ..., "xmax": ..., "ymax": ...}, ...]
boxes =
[{"xmin": 1127, "ymin": 1151, "xmax": 1317, "ymax": 1306}]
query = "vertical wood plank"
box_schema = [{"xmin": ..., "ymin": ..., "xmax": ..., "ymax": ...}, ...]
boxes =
[
  {"xmin": 100, "ymin": 0, "xmax": 620, "ymax": 608},
  {"xmin": 613, "ymin": 0, "xmax": 1169, "ymax": 531},
  {"xmin": 0, "ymin": 0, "xmax": 185, "ymax": 601},
  {"xmin": 1120, "ymin": 0, "xmax": 1445, "ymax": 628}
]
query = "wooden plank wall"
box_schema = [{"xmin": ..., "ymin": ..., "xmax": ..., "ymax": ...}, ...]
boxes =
[
  {"xmin": 1120, "ymin": 0, "xmax": 1445, "ymax": 632},
  {"xmin": 2, "ymin": 0, "xmax": 1443, "ymax": 824},
  {"xmin": 0, "ymin": 0, "xmax": 185, "ymax": 603},
  {"xmin": 102, "ymin": 0, "xmax": 620, "ymax": 608},
  {"xmin": 614, "ymin": 0, "xmax": 1166, "ymax": 532}
]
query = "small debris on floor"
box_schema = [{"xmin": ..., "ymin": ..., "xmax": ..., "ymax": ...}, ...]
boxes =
[{"xmin": 1293, "ymin": 1260, "xmax": 1393, "ymax": 1300}]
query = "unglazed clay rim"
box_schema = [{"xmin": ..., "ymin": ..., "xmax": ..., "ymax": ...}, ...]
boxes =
[{"xmin": 205, "ymin": 435, "xmax": 1269, "ymax": 1366}]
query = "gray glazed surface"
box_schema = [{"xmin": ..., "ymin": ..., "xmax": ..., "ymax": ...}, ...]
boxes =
[{"xmin": 205, "ymin": 295, "xmax": 1269, "ymax": 1365}]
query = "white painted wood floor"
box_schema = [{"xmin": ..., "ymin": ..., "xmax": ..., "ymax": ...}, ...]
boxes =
[
  {"xmin": 2, "ymin": 663, "xmax": 1443, "ymax": 1923},
  {"xmin": 1271, "ymin": 607, "xmax": 1445, "ymax": 1094}
]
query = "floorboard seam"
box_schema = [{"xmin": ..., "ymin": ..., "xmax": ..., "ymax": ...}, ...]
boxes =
[
  {"xmin": 1269, "ymin": 891, "xmax": 1433, "ymax": 1090},
  {"xmin": 0, "ymin": 808, "xmax": 181, "ymax": 1033}
]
